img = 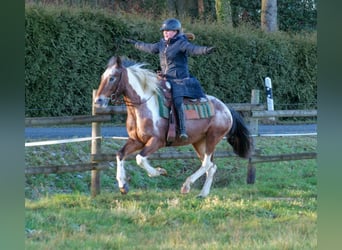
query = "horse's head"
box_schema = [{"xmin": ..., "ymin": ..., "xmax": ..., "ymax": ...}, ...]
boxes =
[{"xmin": 95, "ymin": 56, "xmax": 126, "ymax": 108}]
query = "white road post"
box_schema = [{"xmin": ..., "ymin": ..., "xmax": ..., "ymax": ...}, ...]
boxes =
[{"xmin": 265, "ymin": 77, "xmax": 275, "ymax": 121}]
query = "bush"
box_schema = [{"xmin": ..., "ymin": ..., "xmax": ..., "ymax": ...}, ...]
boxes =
[
  {"xmin": 25, "ymin": 5, "xmax": 128, "ymax": 116},
  {"xmin": 25, "ymin": 5, "xmax": 317, "ymax": 117}
]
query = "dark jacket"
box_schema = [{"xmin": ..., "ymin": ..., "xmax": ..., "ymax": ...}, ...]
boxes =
[{"xmin": 134, "ymin": 34, "xmax": 210, "ymax": 98}]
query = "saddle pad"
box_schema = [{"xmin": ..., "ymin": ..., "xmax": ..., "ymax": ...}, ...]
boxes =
[
  {"xmin": 158, "ymin": 95, "xmax": 170, "ymax": 118},
  {"xmin": 185, "ymin": 102, "xmax": 215, "ymax": 119},
  {"xmin": 158, "ymin": 95, "xmax": 214, "ymax": 120}
]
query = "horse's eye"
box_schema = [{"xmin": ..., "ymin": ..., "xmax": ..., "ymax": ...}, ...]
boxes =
[{"xmin": 109, "ymin": 76, "xmax": 115, "ymax": 82}]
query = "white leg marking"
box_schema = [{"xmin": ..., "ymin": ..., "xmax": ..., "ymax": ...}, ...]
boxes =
[
  {"xmin": 136, "ymin": 154, "xmax": 160, "ymax": 177},
  {"xmin": 198, "ymin": 164, "xmax": 217, "ymax": 197},
  {"xmin": 181, "ymin": 153, "xmax": 213, "ymax": 194},
  {"xmin": 116, "ymin": 155, "xmax": 126, "ymax": 188}
]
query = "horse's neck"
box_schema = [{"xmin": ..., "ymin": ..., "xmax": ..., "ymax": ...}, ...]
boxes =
[
  {"xmin": 124, "ymin": 69, "xmax": 160, "ymax": 123},
  {"xmin": 124, "ymin": 93, "xmax": 160, "ymax": 123},
  {"xmin": 124, "ymin": 80, "xmax": 154, "ymax": 105}
]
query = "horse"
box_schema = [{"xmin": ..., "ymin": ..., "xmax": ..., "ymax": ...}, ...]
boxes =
[{"xmin": 94, "ymin": 56, "xmax": 253, "ymax": 198}]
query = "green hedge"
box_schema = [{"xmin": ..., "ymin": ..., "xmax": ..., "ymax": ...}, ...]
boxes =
[
  {"xmin": 25, "ymin": 5, "xmax": 128, "ymax": 116},
  {"xmin": 25, "ymin": 5, "xmax": 317, "ymax": 117}
]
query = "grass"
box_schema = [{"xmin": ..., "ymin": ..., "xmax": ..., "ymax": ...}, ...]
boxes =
[{"xmin": 25, "ymin": 136, "xmax": 317, "ymax": 249}]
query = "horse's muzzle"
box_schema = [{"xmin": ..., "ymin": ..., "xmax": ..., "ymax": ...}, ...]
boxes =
[{"xmin": 94, "ymin": 96, "xmax": 110, "ymax": 108}]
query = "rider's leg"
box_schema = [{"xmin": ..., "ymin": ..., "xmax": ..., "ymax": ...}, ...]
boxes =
[{"xmin": 174, "ymin": 96, "xmax": 188, "ymax": 141}]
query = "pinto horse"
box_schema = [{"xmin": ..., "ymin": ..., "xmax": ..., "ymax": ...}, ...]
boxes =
[{"xmin": 95, "ymin": 56, "xmax": 253, "ymax": 198}]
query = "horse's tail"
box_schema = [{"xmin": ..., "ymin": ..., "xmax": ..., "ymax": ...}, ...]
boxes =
[{"xmin": 226, "ymin": 108, "xmax": 253, "ymax": 158}]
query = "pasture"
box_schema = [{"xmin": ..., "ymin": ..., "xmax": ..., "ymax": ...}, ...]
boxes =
[{"xmin": 25, "ymin": 135, "xmax": 317, "ymax": 249}]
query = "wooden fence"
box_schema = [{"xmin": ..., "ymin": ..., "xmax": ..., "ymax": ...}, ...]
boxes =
[{"xmin": 25, "ymin": 89, "xmax": 317, "ymax": 197}]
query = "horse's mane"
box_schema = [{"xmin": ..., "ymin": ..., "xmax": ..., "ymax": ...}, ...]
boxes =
[
  {"xmin": 106, "ymin": 56, "xmax": 159, "ymax": 94},
  {"xmin": 127, "ymin": 64, "xmax": 159, "ymax": 93}
]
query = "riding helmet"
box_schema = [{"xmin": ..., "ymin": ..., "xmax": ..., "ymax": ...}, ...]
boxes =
[{"xmin": 160, "ymin": 18, "xmax": 182, "ymax": 31}]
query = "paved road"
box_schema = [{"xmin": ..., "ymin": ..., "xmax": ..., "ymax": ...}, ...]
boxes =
[{"xmin": 25, "ymin": 124, "xmax": 317, "ymax": 139}]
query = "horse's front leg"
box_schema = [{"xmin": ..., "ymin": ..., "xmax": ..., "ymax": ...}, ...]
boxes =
[
  {"xmin": 116, "ymin": 154, "xmax": 129, "ymax": 194},
  {"xmin": 136, "ymin": 155, "xmax": 167, "ymax": 177},
  {"xmin": 116, "ymin": 139, "xmax": 144, "ymax": 194},
  {"xmin": 136, "ymin": 138, "xmax": 167, "ymax": 177}
]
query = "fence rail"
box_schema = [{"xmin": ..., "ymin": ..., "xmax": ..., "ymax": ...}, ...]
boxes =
[
  {"xmin": 24, "ymin": 104, "xmax": 266, "ymax": 127},
  {"xmin": 25, "ymin": 162, "xmax": 107, "ymax": 175},
  {"xmin": 25, "ymin": 114, "xmax": 112, "ymax": 126},
  {"xmin": 252, "ymin": 109, "xmax": 317, "ymax": 118}
]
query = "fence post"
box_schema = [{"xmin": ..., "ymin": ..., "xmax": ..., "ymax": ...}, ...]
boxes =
[
  {"xmin": 246, "ymin": 158, "xmax": 256, "ymax": 184},
  {"xmin": 91, "ymin": 89, "xmax": 101, "ymax": 197},
  {"xmin": 249, "ymin": 89, "xmax": 260, "ymax": 136}
]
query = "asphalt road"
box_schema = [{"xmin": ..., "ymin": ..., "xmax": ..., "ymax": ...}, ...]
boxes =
[{"xmin": 25, "ymin": 124, "xmax": 317, "ymax": 139}]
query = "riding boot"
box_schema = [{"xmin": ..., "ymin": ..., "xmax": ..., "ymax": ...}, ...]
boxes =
[{"xmin": 177, "ymin": 104, "xmax": 188, "ymax": 141}]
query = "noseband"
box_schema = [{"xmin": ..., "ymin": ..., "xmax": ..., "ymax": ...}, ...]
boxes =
[{"xmin": 109, "ymin": 68, "xmax": 125, "ymax": 104}]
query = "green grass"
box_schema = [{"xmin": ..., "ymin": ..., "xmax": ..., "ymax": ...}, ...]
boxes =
[{"xmin": 25, "ymin": 136, "xmax": 317, "ymax": 249}]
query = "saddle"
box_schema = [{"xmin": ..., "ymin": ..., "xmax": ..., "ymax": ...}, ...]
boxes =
[{"xmin": 158, "ymin": 79, "xmax": 214, "ymax": 142}]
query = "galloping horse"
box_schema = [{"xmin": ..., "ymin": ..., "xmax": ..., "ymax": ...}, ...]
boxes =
[{"xmin": 95, "ymin": 56, "xmax": 253, "ymax": 197}]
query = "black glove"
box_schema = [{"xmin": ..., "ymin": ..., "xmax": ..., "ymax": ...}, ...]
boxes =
[
  {"xmin": 206, "ymin": 47, "xmax": 216, "ymax": 54},
  {"xmin": 123, "ymin": 38, "xmax": 137, "ymax": 45}
]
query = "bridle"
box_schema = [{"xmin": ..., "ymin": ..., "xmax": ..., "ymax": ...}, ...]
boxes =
[{"xmin": 109, "ymin": 68, "xmax": 124, "ymax": 104}]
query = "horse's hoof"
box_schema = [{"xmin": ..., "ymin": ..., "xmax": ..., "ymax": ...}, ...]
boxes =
[
  {"xmin": 181, "ymin": 185, "xmax": 190, "ymax": 194},
  {"xmin": 179, "ymin": 133, "xmax": 188, "ymax": 141},
  {"xmin": 157, "ymin": 167, "xmax": 167, "ymax": 176},
  {"xmin": 196, "ymin": 195, "xmax": 206, "ymax": 199},
  {"xmin": 119, "ymin": 183, "xmax": 129, "ymax": 195}
]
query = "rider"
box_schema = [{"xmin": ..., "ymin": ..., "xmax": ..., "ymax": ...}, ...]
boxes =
[{"xmin": 125, "ymin": 18, "xmax": 215, "ymax": 141}]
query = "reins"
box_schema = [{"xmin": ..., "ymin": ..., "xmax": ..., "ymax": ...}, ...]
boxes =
[{"xmin": 123, "ymin": 94, "xmax": 155, "ymax": 107}]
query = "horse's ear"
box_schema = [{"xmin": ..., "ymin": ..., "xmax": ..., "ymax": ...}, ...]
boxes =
[{"xmin": 116, "ymin": 56, "xmax": 122, "ymax": 67}]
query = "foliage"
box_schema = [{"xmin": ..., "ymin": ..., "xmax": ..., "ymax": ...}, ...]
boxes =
[
  {"xmin": 25, "ymin": 136, "xmax": 317, "ymax": 249},
  {"xmin": 25, "ymin": 5, "xmax": 128, "ymax": 116},
  {"xmin": 185, "ymin": 23, "xmax": 316, "ymax": 109},
  {"xmin": 26, "ymin": 0, "xmax": 317, "ymax": 32},
  {"xmin": 229, "ymin": 0, "xmax": 317, "ymax": 32},
  {"xmin": 230, "ymin": 0, "xmax": 261, "ymax": 28},
  {"xmin": 25, "ymin": 4, "xmax": 317, "ymax": 117},
  {"xmin": 278, "ymin": 0, "xmax": 317, "ymax": 32}
]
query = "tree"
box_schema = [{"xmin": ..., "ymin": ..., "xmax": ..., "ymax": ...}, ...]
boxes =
[
  {"xmin": 167, "ymin": 0, "xmax": 216, "ymax": 20},
  {"xmin": 278, "ymin": 0, "xmax": 317, "ymax": 32},
  {"xmin": 230, "ymin": 0, "xmax": 261, "ymax": 28},
  {"xmin": 261, "ymin": 0, "xmax": 278, "ymax": 32}
]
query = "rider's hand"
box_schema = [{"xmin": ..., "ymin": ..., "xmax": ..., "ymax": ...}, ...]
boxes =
[
  {"xmin": 206, "ymin": 47, "xmax": 216, "ymax": 54},
  {"xmin": 123, "ymin": 38, "xmax": 137, "ymax": 45}
]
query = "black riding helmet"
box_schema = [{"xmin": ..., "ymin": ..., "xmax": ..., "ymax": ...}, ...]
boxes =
[{"xmin": 160, "ymin": 18, "xmax": 182, "ymax": 31}]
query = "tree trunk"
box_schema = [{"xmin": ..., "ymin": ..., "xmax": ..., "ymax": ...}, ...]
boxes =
[
  {"xmin": 261, "ymin": 0, "xmax": 278, "ymax": 32},
  {"xmin": 198, "ymin": 0, "xmax": 204, "ymax": 17},
  {"xmin": 167, "ymin": 0, "xmax": 216, "ymax": 21}
]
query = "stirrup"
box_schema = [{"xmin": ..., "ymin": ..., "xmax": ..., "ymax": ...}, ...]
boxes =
[{"xmin": 180, "ymin": 133, "xmax": 188, "ymax": 141}]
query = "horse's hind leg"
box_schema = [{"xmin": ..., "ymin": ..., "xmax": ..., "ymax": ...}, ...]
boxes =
[
  {"xmin": 198, "ymin": 164, "xmax": 217, "ymax": 198},
  {"xmin": 181, "ymin": 131, "xmax": 225, "ymax": 197},
  {"xmin": 181, "ymin": 153, "xmax": 214, "ymax": 196}
]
